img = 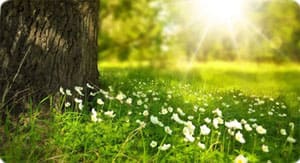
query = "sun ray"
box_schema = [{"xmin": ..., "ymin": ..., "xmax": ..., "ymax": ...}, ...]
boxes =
[{"xmin": 187, "ymin": 23, "xmax": 211, "ymax": 67}]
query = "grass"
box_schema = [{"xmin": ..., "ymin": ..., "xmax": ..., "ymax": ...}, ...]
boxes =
[{"xmin": 1, "ymin": 61, "xmax": 300, "ymax": 162}]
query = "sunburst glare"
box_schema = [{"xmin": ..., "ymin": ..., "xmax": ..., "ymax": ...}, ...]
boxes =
[{"xmin": 191, "ymin": 0, "xmax": 246, "ymax": 24}]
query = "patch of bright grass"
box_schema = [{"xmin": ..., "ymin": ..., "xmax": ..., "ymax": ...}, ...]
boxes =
[{"xmin": 1, "ymin": 62, "xmax": 300, "ymax": 162}]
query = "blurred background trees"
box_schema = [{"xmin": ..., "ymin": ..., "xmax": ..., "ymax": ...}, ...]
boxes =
[{"xmin": 98, "ymin": 0, "xmax": 300, "ymax": 63}]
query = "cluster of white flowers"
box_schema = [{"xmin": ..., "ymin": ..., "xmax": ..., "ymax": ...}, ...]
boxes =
[{"xmin": 57, "ymin": 83, "xmax": 299, "ymax": 161}]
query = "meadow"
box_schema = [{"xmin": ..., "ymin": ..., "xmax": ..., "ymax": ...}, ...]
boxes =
[{"xmin": 0, "ymin": 62, "xmax": 300, "ymax": 162}]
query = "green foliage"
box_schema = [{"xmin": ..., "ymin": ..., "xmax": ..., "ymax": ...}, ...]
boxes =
[
  {"xmin": 99, "ymin": 0, "xmax": 300, "ymax": 62},
  {"xmin": 99, "ymin": 0, "xmax": 169, "ymax": 62}
]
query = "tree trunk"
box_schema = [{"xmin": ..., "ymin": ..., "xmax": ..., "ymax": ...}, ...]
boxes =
[{"xmin": 0, "ymin": 0, "xmax": 99, "ymax": 109}]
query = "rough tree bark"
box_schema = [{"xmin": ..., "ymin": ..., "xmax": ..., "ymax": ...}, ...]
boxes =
[{"xmin": 0, "ymin": 0, "xmax": 99, "ymax": 110}]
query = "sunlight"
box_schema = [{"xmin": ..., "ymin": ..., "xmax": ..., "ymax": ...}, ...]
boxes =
[{"xmin": 193, "ymin": 0, "xmax": 245, "ymax": 24}]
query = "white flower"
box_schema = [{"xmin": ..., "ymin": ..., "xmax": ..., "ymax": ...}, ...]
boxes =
[
  {"xmin": 158, "ymin": 144, "xmax": 171, "ymax": 151},
  {"xmin": 164, "ymin": 126, "xmax": 173, "ymax": 135},
  {"xmin": 143, "ymin": 110, "xmax": 149, "ymax": 116},
  {"xmin": 197, "ymin": 142, "xmax": 206, "ymax": 150},
  {"xmin": 91, "ymin": 109, "xmax": 102, "ymax": 122},
  {"xmin": 78, "ymin": 103, "xmax": 84, "ymax": 110},
  {"xmin": 167, "ymin": 107, "xmax": 173, "ymax": 112},
  {"xmin": 171, "ymin": 113, "xmax": 186, "ymax": 124},
  {"xmin": 200, "ymin": 124, "xmax": 211, "ymax": 135},
  {"xmin": 86, "ymin": 83, "xmax": 94, "ymax": 89},
  {"xmin": 183, "ymin": 127, "xmax": 195, "ymax": 142},
  {"xmin": 228, "ymin": 129, "xmax": 235, "ymax": 136},
  {"xmin": 177, "ymin": 108, "xmax": 186, "ymax": 116},
  {"xmin": 75, "ymin": 86, "xmax": 84, "ymax": 96},
  {"xmin": 0, "ymin": 158, "xmax": 4, "ymax": 163},
  {"xmin": 225, "ymin": 119, "xmax": 243, "ymax": 130},
  {"xmin": 104, "ymin": 111, "xmax": 116, "ymax": 118},
  {"xmin": 249, "ymin": 118, "xmax": 257, "ymax": 122},
  {"xmin": 153, "ymin": 97, "xmax": 159, "ymax": 101},
  {"xmin": 234, "ymin": 154, "xmax": 248, "ymax": 163},
  {"xmin": 144, "ymin": 104, "xmax": 148, "ymax": 109},
  {"xmin": 59, "ymin": 87, "xmax": 65, "ymax": 95},
  {"xmin": 289, "ymin": 122, "xmax": 295, "ymax": 130},
  {"xmin": 193, "ymin": 105, "xmax": 199, "ymax": 112},
  {"xmin": 183, "ymin": 121, "xmax": 196, "ymax": 142},
  {"xmin": 65, "ymin": 102, "xmax": 71, "ymax": 107},
  {"xmin": 90, "ymin": 92, "xmax": 97, "ymax": 96},
  {"xmin": 213, "ymin": 118, "xmax": 219, "ymax": 129},
  {"xmin": 235, "ymin": 131, "xmax": 246, "ymax": 144},
  {"xmin": 287, "ymin": 136, "xmax": 296, "ymax": 143},
  {"xmin": 97, "ymin": 98, "xmax": 104, "ymax": 105},
  {"xmin": 137, "ymin": 99, "xmax": 143, "ymax": 105},
  {"xmin": 204, "ymin": 117, "xmax": 211, "ymax": 124},
  {"xmin": 116, "ymin": 92, "xmax": 126, "ymax": 101},
  {"xmin": 150, "ymin": 141, "xmax": 158, "ymax": 148},
  {"xmin": 161, "ymin": 108, "xmax": 168, "ymax": 115},
  {"xmin": 125, "ymin": 98, "xmax": 132, "ymax": 104},
  {"xmin": 74, "ymin": 98, "xmax": 82, "ymax": 104},
  {"xmin": 280, "ymin": 129, "xmax": 287, "ymax": 136},
  {"xmin": 212, "ymin": 108, "xmax": 222, "ymax": 117},
  {"xmin": 241, "ymin": 119, "xmax": 247, "ymax": 124},
  {"xmin": 188, "ymin": 116, "xmax": 194, "ymax": 120},
  {"xmin": 199, "ymin": 107, "xmax": 206, "ymax": 112},
  {"xmin": 262, "ymin": 144, "xmax": 269, "ymax": 152},
  {"xmin": 256, "ymin": 125, "xmax": 267, "ymax": 134},
  {"xmin": 244, "ymin": 124, "xmax": 253, "ymax": 132},
  {"xmin": 136, "ymin": 120, "xmax": 146, "ymax": 128},
  {"xmin": 150, "ymin": 115, "xmax": 164, "ymax": 127},
  {"xmin": 252, "ymin": 123, "xmax": 258, "ymax": 128},
  {"xmin": 66, "ymin": 89, "xmax": 72, "ymax": 96}
]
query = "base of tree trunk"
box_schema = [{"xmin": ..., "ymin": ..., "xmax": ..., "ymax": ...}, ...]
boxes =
[{"xmin": 0, "ymin": 0, "xmax": 100, "ymax": 113}]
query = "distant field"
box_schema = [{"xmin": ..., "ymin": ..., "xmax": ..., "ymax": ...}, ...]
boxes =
[
  {"xmin": 100, "ymin": 61, "xmax": 300, "ymax": 95},
  {"xmin": 100, "ymin": 61, "xmax": 300, "ymax": 114}
]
